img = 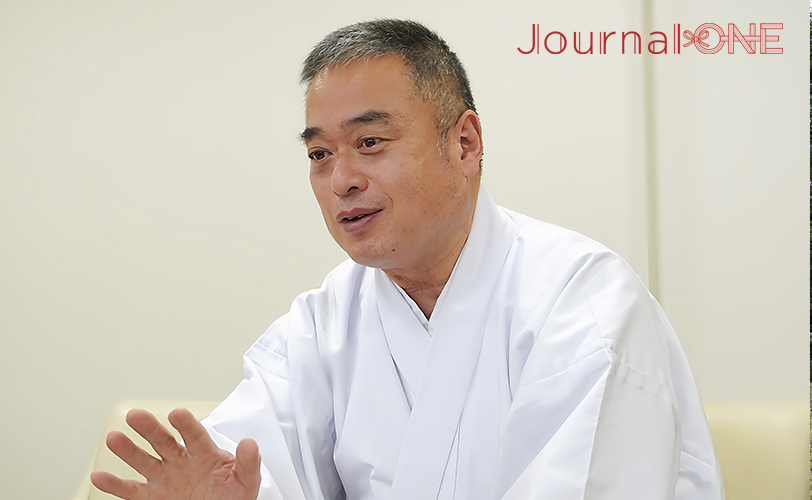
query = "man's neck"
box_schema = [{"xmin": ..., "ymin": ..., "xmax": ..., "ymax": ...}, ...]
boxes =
[
  {"xmin": 384, "ymin": 267, "xmax": 453, "ymax": 320},
  {"xmin": 383, "ymin": 216, "xmax": 473, "ymax": 319}
]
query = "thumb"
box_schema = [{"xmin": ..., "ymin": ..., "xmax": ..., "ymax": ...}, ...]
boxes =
[{"xmin": 234, "ymin": 438, "xmax": 261, "ymax": 491}]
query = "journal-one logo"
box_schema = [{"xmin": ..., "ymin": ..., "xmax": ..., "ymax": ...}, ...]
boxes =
[{"xmin": 517, "ymin": 23, "xmax": 783, "ymax": 55}]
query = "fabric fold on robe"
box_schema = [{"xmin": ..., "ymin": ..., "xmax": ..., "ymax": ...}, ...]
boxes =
[{"xmin": 202, "ymin": 186, "xmax": 725, "ymax": 500}]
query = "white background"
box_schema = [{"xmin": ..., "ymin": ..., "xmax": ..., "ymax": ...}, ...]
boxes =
[{"xmin": 0, "ymin": 0, "xmax": 806, "ymax": 498}]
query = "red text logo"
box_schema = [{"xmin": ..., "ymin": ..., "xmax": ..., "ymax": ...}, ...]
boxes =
[{"xmin": 517, "ymin": 23, "xmax": 783, "ymax": 55}]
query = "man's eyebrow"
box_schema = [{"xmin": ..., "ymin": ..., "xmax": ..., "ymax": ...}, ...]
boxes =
[
  {"xmin": 299, "ymin": 110, "xmax": 392, "ymax": 144},
  {"xmin": 300, "ymin": 126, "xmax": 322, "ymax": 143}
]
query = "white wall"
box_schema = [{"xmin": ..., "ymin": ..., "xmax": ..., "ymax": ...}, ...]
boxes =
[
  {"xmin": 651, "ymin": 1, "xmax": 807, "ymax": 401},
  {"xmin": 0, "ymin": 1, "xmax": 805, "ymax": 498}
]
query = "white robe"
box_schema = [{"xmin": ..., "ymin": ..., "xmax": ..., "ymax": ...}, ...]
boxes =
[{"xmin": 202, "ymin": 188, "xmax": 725, "ymax": 500}]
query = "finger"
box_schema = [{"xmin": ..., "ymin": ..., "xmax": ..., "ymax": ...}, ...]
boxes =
[
  {"xmin": 105, "ymin": 430, "xmax": 162, "ymax": 479},
  {"xmin": 233, "ymin": 438, "xmax": 262, "ymax": 493},
  {"xmin": 90, "ymin": 470, "xmax": 148, "ymax": 500},
  {"xmin": 126, "ymin": 408, "xmax": 183, "ymax": 461},
  {"xmin": 167, "ymin": 408, "xmax": 218, "ymax": 456}
]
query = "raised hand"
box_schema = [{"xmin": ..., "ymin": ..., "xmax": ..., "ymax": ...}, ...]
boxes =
[{"xmin": 90, "ymin": 408, "xmax": 261, "ymax": 500}]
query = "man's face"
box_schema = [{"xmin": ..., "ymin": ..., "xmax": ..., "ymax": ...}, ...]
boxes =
[{"xmin": 304, "ymin": 55, "xmax": 477, "ymax": 273}]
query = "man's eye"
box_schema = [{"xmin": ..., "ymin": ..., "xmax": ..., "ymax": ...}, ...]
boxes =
[
  {"xmin": 361, "ymin": 138, "xmax": 378, "ymax": 148},
  {"xmin": 309, "ymin": 150, "xmax": 328, "ymax": 161}
]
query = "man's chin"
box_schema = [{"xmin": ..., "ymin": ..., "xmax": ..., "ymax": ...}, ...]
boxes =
[
  {"xmin": 342, "ymin": 245, "xmax": 396, "ymax": 270},
  {"xmin": 346, "ymin": 253, "xmax": 387, "ymax": 269}
]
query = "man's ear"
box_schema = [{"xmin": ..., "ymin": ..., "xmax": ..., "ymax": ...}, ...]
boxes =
[{"xmin": 453, "ymin": 110, "xmax": 483, "ymax": 177}]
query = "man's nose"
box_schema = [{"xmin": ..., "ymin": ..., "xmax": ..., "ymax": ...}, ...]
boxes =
[{"xmin": 331, "ymin": 153, "xmax": 368, "ymax": 196}]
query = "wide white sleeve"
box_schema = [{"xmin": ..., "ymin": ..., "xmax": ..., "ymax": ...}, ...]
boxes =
[
  {"xmin": 201, "ymin": 306, "xmax": 344, "ymax": 500},
  {"xmin": 500, "ymin": 353, "xmax": 685, "ymax": 500},
  {"xmin": 201, "ymin": 330, "xmax": 306, "ymax": 500},
  {"xmin": 499, "ymin": 252, "xmax": 723, "ymax": 500}
]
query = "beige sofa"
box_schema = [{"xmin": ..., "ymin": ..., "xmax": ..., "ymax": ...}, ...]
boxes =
[
  {"xmin": 703, "ymin": 401, "xmax": 809, "ymax": 500},
  {"xmin": 74, "ymin": 400, "xmax": 810, "ymax": 500}
]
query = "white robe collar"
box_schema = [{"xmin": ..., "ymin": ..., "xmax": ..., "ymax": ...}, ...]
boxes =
[{"xmin": 374, "ymin": 187, "xmax": 517, "ymax": 500}]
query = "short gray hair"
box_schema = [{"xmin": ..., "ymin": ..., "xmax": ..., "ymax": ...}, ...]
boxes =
[{"xmin": 301, "ymin": 19, "xmax": 477, "ymax": 143}]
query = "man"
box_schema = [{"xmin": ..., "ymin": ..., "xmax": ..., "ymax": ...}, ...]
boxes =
[{"xmin": 91, "ymin": 19, "xmax": 724, "ymax": 500}]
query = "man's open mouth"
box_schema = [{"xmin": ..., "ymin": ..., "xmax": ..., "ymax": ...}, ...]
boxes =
[{"xmin": 339, "ymin": 209, "xmax": 382, "ymax": 223}]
